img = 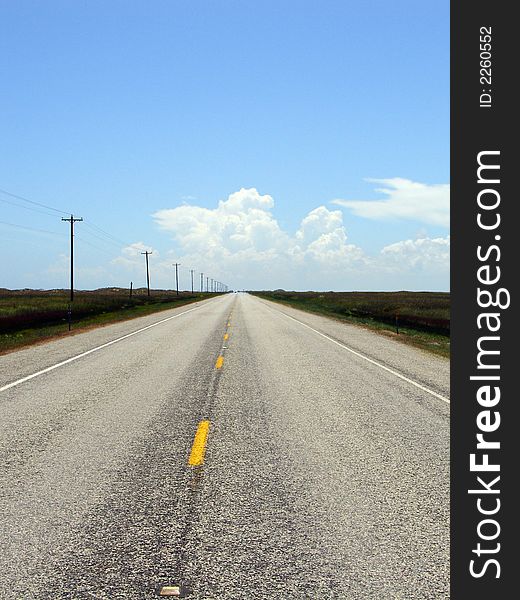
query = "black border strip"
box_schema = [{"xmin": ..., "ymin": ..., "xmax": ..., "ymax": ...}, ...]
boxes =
[{"xmin": 451, "ymin": 2, "xmax": 517, "ymax": 597}]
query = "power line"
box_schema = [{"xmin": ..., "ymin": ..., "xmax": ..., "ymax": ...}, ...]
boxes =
[
  {"xmin": 0, "ymin": 195, "xmax": 61, "ymax": 218},
  {"xmin": 0, "ymin": 221, "xmax": 128, "ymax": 255},
  {"xmin": 0, "ymin": 220, "xmax": 66, "ymax": 237},
  {"xmin": 0, "ymin": 188, "xmax": 132, "ymax": 248},
  {"xmin": 82, "ymin": 219, "xmax": 131, "ymax": 248},
  {"xmin": 0, "ymin": 188, "xmax": 234, "ymax": 293},
  {"xmin": 0, "ymin": 234, "xmax": 57, "ymax": 249},
  {"xmin": 0, "ymin": 187, "xmax": 70, "ymax": 216},
  {"xmin": 75, "ymin": 235, "xmax": 110, "ymax": 255},
  {"xmin": 80, "ymin": 224, "xmax": 124, "ymax": 250}
]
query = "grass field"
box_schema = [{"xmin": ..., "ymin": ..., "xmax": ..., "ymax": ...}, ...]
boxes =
[
  {"xmin": 1, "ymin": 288, "xmax": 450, "ymax": 357},
  {"xmin": 0, "ymin": 288, "xmax": 217, "ymax": 354},
  {"xmin": 251, "ymin": 290, "xmax": 450, "ymax": 357}
]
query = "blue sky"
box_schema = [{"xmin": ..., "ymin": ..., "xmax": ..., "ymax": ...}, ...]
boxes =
[{"xmin": 0, "ymin": 0, "xmax": 449, "ymax": 291}]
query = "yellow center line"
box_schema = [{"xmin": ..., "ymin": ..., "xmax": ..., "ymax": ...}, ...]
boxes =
[
  {"xmin": 224, "ymin": 333, "xmax": 229, "ymax": 340},
  {"xmin": 159, "ymin": 585, "xmax": 181, "ymax": 597},
  {"xmin": 215, "ymin": 355, "xmax": 224, "ymax": 369},
  {"xmin": 188, "ymin": 420, "xmax": 211, "ymax": 466},
  {"xmin": 227, "ymin": 322, "xmax": 231, "ymax": 327}
]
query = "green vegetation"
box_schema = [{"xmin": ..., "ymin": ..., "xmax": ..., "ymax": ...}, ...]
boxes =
[
  {"xmin": 251, "ymin": 290, "xmax": 450, "ymax": 357},
  {"xmin": 0, "ymin": 288, "xmax": 216, "ymax": 354}
]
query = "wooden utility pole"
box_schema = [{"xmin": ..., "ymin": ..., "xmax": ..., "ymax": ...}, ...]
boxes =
[
  {"xmin": 173, "ymin": 262, "xmax": 181, "ymax": 295},
  {"xmin": 141, "ymin": 250, "xmax": 152, "ymax": 296},
  {"xmin": 61, "ymin": 214, "xmax": 83, "ymax": 302},
  {"xmin": 190, "ymin": 269, "xmax": 195, "ymax": 293},
  {"xmin": 200, "ymin": 272, "xmax": 204, "ymax": 292}
]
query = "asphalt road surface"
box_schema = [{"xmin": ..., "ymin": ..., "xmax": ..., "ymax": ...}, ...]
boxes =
[{"xmin": 0, "ymin": 293, "xmax": 449, "ymax": 599}]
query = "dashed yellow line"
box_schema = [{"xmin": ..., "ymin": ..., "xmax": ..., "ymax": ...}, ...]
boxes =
[
  {"xmin": 188, "ymin": 420, "xmax": 211, "ymax": 466},
  {"xmin": 224, "ymin": 333, "xmax": 229, "ymax": 340},
  {"xmin": 215, "ymin": 355, "xmax": 224, "ymax": 369},
  {"xmin": 227, "ymin": 322, "xmax": 231, "ymax": 327},
  {"xmin": 159, "ymin": 585, "xmax": 181, "ymax": 597}
]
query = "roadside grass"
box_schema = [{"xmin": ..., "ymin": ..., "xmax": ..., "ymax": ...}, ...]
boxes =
[
  {"xmin": 0, "ymin": 288, "xmax": 218, "ymax": 354},
  {"xmin": 251, "ymin": 290, "xmax": 450, "ymax": 358}
]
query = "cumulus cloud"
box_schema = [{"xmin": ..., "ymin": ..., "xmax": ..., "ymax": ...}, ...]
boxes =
[
  {"xmin": 149, "ymin": 187, "xmax": 449, "ymax": 290},
  {"xmin": 332, "ymin": 178, "xmax": 449, "ymax": 227},
  {"xmin": 111, "ymin": 242, "xmax": 157, "ymax": 273},
  {"xmin": 46, "ymin": 253, "xmax": 110, "ymax": 289},
  {"xmin": 152, "ymin": 188, "xmax": 365, "ymax": 273},
  {"xmin": 153, "ymin": 188, "xmax": 287, "ymax": 260},
  {"xmin": 380, "ymin": 235, "xmax": 450, "ymax": 271},
  {"xmin": 46, "ymin": 253, "xmax": 69, "ymax": 276},
  {"xmin": 294, "ymin": 207, "xmax": 366, "ymax": 265}
]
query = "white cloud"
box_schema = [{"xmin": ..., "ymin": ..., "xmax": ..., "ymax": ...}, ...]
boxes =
[
  {"xmin": 122, "ymin": 241, "xmax": 155, "ymax": 256},
  {"xmin": 31, "ymin": 186, "xmax": 449, "ymax": 291},
  {"xmin": 46, "ymin": 253, "xmax": 69, "ymax": 276},
  {"xmin": 294, "ymin": 207, "xmax": 366, "ymax": 265},
  {"xmin": 148, "ymin": 187, "xmax": 449, "ymax": 290},
  {"xmin": 108, "ymin": 241, "xmax": 169, "ymax": 288},
  {"xmin": 380, "ymin": 235, "xmax": 450, "ymax": 271},
  {"xmin": 332, "ymin": 178, "xmax": 449, "ymax": 227},
  {"xmin": 112, "ymin": 242, "xmax": 156, "ymax": 269},
  {"xmin": 296, "ymin": 206, "xmax": 344, "ymax": 244},
  {"xmin": 153, "ymin": 188, "xmax": 288, "ymax": 260},
  {"xmin": 152, "ymin": 189, "xmax": 365, "ymax": 278},
  {"xmin": 45, "ymin": 253, "xmax": 110, "ymax": 289}
]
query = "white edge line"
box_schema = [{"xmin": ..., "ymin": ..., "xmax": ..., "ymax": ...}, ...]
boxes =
[
  {"xmin": 263, "ymin": 301, "xmax": 450, "ymax": 405},
  {"xmin": 0, "ymin": 302, "xmax": 212, "ymax": 393}
]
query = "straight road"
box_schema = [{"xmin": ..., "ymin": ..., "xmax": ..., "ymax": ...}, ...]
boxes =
[{"xmin": 0, "ymin": 293, "xmax": 449, "ymax": 599}]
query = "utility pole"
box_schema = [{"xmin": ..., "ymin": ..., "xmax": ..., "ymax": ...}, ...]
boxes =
[
  {"xmin": 200, "ymin": 272, "xmax": 204, "ymax": 292},
  {"xmin": 173, "ymin": 262, "xmax": 181, "ymax": 295},
  {"xmin": 61, "ymin": 214, "xmax": 83, "ymax": 302},
  {"xmin": 206, "ymin": 276, "xmax": 209, "ymax": 292},
  {"xmin": 190, "ymin": 269, "xmax": 195, "ymax": 293},
  {"xmin": 141, "ymin": 250, "xmax": 152, "ymax": 296},
  {"xmin": 211, "ymin": 278, "xmax": 214, "ymax": 293}
]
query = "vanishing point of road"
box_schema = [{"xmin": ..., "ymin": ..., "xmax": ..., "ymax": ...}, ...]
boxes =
[{"xmin": 0, "ymin": 293, "xmax": 449, "ymax": 599}]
